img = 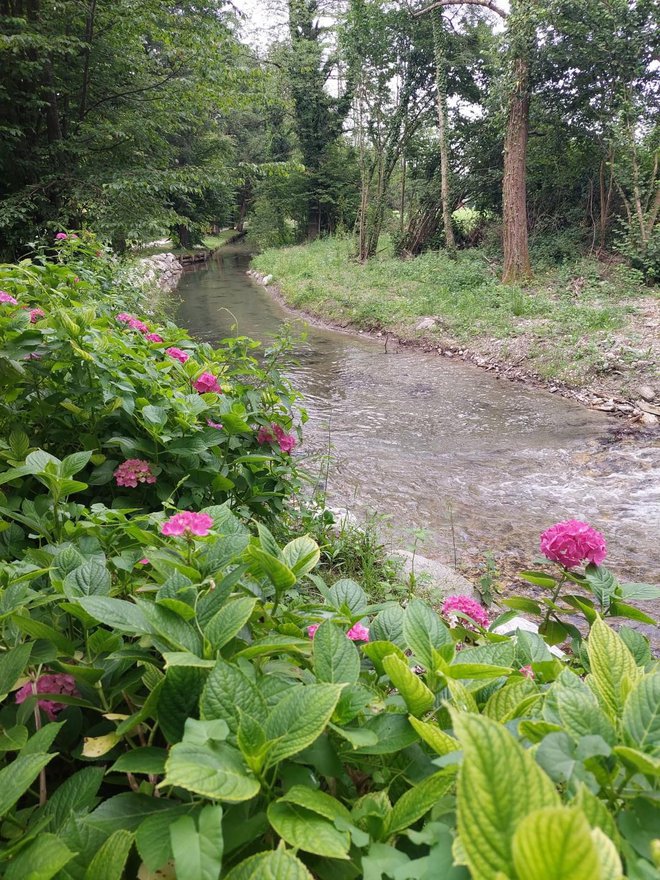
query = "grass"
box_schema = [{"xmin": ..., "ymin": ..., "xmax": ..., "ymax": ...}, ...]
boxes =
[
  {"xmin": 253, "ymin": 236, "xmax": 658, "ymax": 392},
  {"xmin": 136, "ymin": 229, "xmax": 238, "ymax": 258}
]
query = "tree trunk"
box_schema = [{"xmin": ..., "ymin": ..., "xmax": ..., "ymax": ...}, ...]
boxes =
[
  {"xmin": 432, "ymin": 10, "xmax": 455, "ymax": 251},
  {"xmin": 501, "ymin": 54, "xmax": 531, "ymax": 283},
  {"xmin": 176, "ymin": 224, "xmax": 192, "ymax": 249}
]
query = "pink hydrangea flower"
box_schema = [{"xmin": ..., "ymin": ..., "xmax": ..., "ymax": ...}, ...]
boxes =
[
  {"xmin": 520, "ymin": 665, "xmax": 535, "ymax": 679},
  {"xmin": 15, "ymin": 673, "xmax": 79, "ymax": 721},
  {"xmin": 138, "ymin": 558, "xmax": 150, "ymax": 565},
  {"xmin": 257, "ymin": 423, "xmax": 296, "ymax": 453},
  {"xmin": 161, "ymin": 511, "xmax": 214, "ymax": 538},
  {"xmin": 146, "ymin": 333, "xmax": 163, "ymax": 343},
  {"xmin": 114, "ymin": 459, "xmax": 157, "ymax": 488},
  {"xmin": 116, "ymin": 312, "xmax": 133, "ymax": 324},
  {"xmin": 0, "ymin": 291, "xmax": 18, "ymax": 305},
  {"xmin": 128, "ymin": 317, "xmax": 150, "ymax": 334},
  {"xmin": 29, "ymin": 308, "xmax": 45, "ymax": 323},
  {"xmin": 207, "ymin": 420, "xmax": 223, "ymax": 429},
  {"xmin": 347, "ymin": 622, "xmax": 370, "ymax": 641},
  {"xmin": 441, "ymin": 595, "xmax": 490, "ymax": 629},
  {"xmin": 193, "ymin": 372, "xmax": 221, "ymax": 394},
  {"xmin": 307, "ymin": 624, "xmax": 320, "ymax": 639},
  {"xmin": 166, "ymin": 347, "xmax": 189, "ymax": 363},
  {"xmin": 540, "ymin": 520, "xmax": 606, "ymax": 568},
  {"xmin": 55, "ymin": 232, "xmax": 68, "ymax": 240}
]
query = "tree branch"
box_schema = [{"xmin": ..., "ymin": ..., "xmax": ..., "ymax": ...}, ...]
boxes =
[{"xmin": 413, "ymin": 0, "xmax": 507, "ymax": 20}]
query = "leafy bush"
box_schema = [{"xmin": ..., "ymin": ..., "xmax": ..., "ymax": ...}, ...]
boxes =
[
  {"xmin": 0, "ymin": 232, "xmax": 304, "ymax": 526},
  {"xmin": 0, "ymin": 501, "xmax": 657, "ymax": 878}
]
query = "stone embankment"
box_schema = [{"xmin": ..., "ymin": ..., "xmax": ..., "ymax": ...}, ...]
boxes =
[{"xmin": 138, "ymin": 252, "xmax": 183, "ymax": 291}]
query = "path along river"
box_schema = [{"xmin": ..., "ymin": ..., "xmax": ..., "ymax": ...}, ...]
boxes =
[{"xmin": 176, "ymin": 244, "xmax": 660, "ymax": 605}]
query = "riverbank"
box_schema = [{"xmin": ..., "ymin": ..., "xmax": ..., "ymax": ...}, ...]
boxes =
[{"xmin": 252, "ymin": 237, "xmax": 659, "ymax": 426}]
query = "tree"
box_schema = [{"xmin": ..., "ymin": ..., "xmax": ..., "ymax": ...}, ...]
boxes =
[{"xmin": 415, "ymin": 0, "xmax": 533, "ymax": 282}]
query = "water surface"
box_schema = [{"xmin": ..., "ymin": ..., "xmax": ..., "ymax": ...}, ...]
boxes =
[{"xmin": 177, "ymin": 245, "xmax": 660, "ymax": 594}]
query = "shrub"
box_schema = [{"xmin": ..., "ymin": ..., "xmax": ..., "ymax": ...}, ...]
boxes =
[
  {"xmin": 0, "ymin": 233, "xmax": 304, "ymax": 527},
  {"xmin": 0, "ymin": 503, "xmax": 657, "ymax": 877}
]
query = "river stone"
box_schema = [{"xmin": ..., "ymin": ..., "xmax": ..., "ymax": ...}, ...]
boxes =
[
  {"xmin": 640, "ymin": 412, "xmax": 658, "ymax": 427},
  {"xmin": 262, "ymin": 274, "xmax": 274, "ymax": 286},
  {"xmin": 393, "ymin": 550, "xmax": 475, "ymax": 600},
  {"xmin": 637, "ymin": 385, "xmax": 656, "ymax": 402},
  {"xmin": 415, "ymin": 316, "xmax": 437, "ymax": 331}
]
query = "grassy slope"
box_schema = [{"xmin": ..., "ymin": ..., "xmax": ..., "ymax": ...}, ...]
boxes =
[{"xmin": 253, "ymin": 236, "xmax": 658, "ymax": 396}]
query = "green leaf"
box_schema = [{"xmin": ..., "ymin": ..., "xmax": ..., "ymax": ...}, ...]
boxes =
[
  {"xmin": 369, "ymin": 604, "xmax": 405, "ymax": 646},
  {"xmin": 572, "ymin": 783, "xmax": 619, "ymax": 845},
  {"xmin": 385, "ymin": 771, "xmax": 454, "ymax": 837},
  {"xmin": 40, "ymin": 766, "xmax": 105, "ymax": 831},
  {"xmin": 85, "ymin": 793, "xmax": 174, "ymax": 834},
  {"xmin": 608, "ymin": 600, "xmax": 657, "ymax": 625},
  {"xmin": 267, "ymin": 801, "xmax": 350, "ymax": 858},
  {"xmin": 512, "ymin": 807, "xmax": 602, "ymax": 880},
  {"xmin": 63, "ymin": 561, "xmax": 111, "ymax": 598},
  {"xmin": 361, "ymin": 639, "xmax": 407, "ymax": 675},
  {"xmin": 583, "ymin": 564, "xmax": 618, "ymax": 608},
  {"xmin": 622, "ymin": 673, "xmax": 660, "ymax": 757},
  {"xmin": 200, "ymin": 659, "xmax": 268, "ymax": 733},
  {"xmin": 158, "ymin": 666, "xmax": 206, "ymax": 744},
  {"xmin": 4, "ymin": 833, "xmax": 74, "ymax": 880},
  {"xmin": 453, "ymin": 711, "xmax": 559, "ymax": 880},
  {"xmin": 170, "ymin": 804, "xmax": 224, "ymax": 880},
  {"xmin": 246, "ymin": 545, "xmax": 296, "ymax": 593},
  {"xmin": 76, "ymin": 596, "xmax": 152, "ymax": 635},
  {"xmin": 12, "ymin": 616, "xmax": 76, "ymax": 655},
  {"xmin": 446, "ymin": 663, "xmax": 514, "ymax": 680},
  {"xmin": 59, "ymin": 450, "xmax": 93, "ymax": 478},
  {"xmin": 351, "ymin": 713, "xmax": 419, "ymax": 755},
  {"xmin": 163, "ymin": 728, "xmax": 259, "ymax": 802},
  {"xmin": 142, "ymin": 405, "xmax": 168, "ymax": 428},
  {"xmin": 617, "ymin": 582, "xmax": 660, "ymax": 601},
  {"xmin": 327, "ymin": 578, "xmax": 368, "ymax": 615},
  {"xmin": 204, "ymin": 597, "xmax": 256, "ymax": 652},
  {"xmin": 278, "ymin": 785, "xmax": 351, "ymax": 823},
  {"xmin": 109, "ymin": 747, "xmax": 168, "ymax": 776},
  {"xmin": 483, "ymin": 680, "xmax": 536, "ymax": 722},
  {"xmin": 0, "ymin": 752, "xmax": 55, "ymax": 817},
  {"xmin": 281, "ymin": 535, "xmax": 320, "ymax": 577},
  {"xmin": 328, "ymin": 723, "xmax": 378, "ymax": 749},
  {"xmin": 382, "ymin": 654, "xmax": 435, "ymax": 716},
  {"xmin": 587, "ymin": 617, "xmax": 640, "ymax": 719},
  {"xmin": 0, "ymin": 641, "xmax": 32, "ymax": 695},
  {"xmin": 408, "ymin": 716, "xmax": 459, "ymax": 756},
  {"xmin": 501, "ymin": 597, "xmax": 542, "ymax": 614},
  {"xmin": 136, "ymin": 805, "xmax": 195, "ymax": 872},
  {"xmin": 163, "ymin": 652, "xmax": 216, "ymax": 669},
  {"xmin": 223, "ymin": 849, "xmax": 313, "ymax": 880},
  {"xmin": 264, "ymin": 683, "xmax": 343, "ymax": 768},
  {"xmin": 403, "ymin": 599, "xmax": 452, "ymax": 669},
  {"xmin": 613, "ymin": 745, "xmax": 660, "ymax": 777},
  {"xmin": 313, "ymin": 621, "xmax": 360, "ymax": 684},
  {"xmin": 83, "ymin": 829, "xmax": 134, "ymax": 880},
  {"xmin": 519, "ymin": 570, "xmax": 557, "ymax": 588}
]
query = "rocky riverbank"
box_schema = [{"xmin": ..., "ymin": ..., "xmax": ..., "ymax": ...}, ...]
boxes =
[{"xmin": 137, "ymin": 251, "xmax": 183, "ymax": 291}]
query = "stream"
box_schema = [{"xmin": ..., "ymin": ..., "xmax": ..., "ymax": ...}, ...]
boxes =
[{"xmin": 176, "ymin": 244, "xmax": 660, "ymax": 613}]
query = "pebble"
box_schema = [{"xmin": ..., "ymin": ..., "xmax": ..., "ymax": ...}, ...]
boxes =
[
  {"xmin": 638, "ymin": 385, "xmax": 656, "ymax": 401},
  {"xmin": 640, "ymin": 412, "xmax": 658, "ymax": 427}
]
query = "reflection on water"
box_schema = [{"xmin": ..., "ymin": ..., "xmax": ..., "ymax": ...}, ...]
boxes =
[{"xmin": 177, "ymin": 245, "xmax": 660, "ymax": 593}]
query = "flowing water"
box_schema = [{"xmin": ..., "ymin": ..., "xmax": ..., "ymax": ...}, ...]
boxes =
[{"xmin": 177, "ymin": 244, "xmax": 660, "ymax": 608}]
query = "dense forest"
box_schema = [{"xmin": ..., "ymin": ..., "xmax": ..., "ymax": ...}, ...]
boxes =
[{"xmin": 1, "ymin": 0, "xmax": 658, "ymax": 280}]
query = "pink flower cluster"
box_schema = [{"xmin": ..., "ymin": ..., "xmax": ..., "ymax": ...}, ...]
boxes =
[
  {"xmin": 15, "ymin": 673, "xmax": 79, "ymax": 721},
  {"xmin": 114, "ymin": 459, "xmax": 157, "ymax": 488},
  {"xmin": 116, "ymin": 312, "xmax": 161, "ymax": 337},
  {"xmin": 166, "ymin": 347, "xmax": 189, "ymax": 363},
  {"xmin": 161, "ymin": 511, "xmax": 214, "ymax": 537},
  {"xmin": 207, "ymin": 419, "xmax": 223, "ymax": 429},
  {"xmin": 55, "ymin": 232, "xmax": 68, "ymax": 240},
  {"xmin": 29, "ymin": 308, "xmax": 45, "ymax": 323},
  {"xmin": 540, "ymin": 519, "xmax": 606, "ymax": 569},
  {"xmin": 441, "ymin": 595, "xmax": 490, "ymax": 629},
  {"xmin": 193, "ymin": 372, "xmax": 222, "ymax": 394},
  {"xmin": 307, "ymin": 622, "xmax": 370, "ymax": 641},
  {"xmin": 257, "ymin": 423, "xmax": 297, "ymax": 453},
  {"xmin": 0, "ymin": 291, "xmax": 18, "ymax": 305}
]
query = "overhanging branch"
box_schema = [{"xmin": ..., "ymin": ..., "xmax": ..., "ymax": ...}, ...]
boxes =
[{"xmin": 413, "ymin": 0, "xmax": 507, "ymax": 20}]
